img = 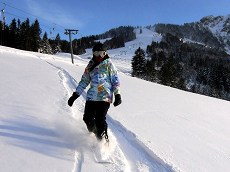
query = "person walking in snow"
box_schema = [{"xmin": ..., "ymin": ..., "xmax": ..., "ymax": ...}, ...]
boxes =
[{"xmin": 67, "ymin": 42, "xmax": 122, "ymax": 142}]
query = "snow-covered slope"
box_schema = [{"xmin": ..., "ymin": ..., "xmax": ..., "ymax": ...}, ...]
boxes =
[
  {"xmin": 200, "ymin": 15, "xmax": 230, "ymax": 37},
  {"xmin": 0, "ymin": 29, "xmax": 230, "ymax": 172},
  {"xmin": 200, "ymin": 15, "xmax": 230, "ymax": 53},
  {"xmin": 81, "ymin": 27, "xmax": 162, "ymax": 75},
  {"xmin": 83, "ymin": 28, "xmax": 162, "ymax": 59}
]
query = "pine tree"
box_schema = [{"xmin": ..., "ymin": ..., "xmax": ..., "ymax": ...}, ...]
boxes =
[
  {"xmin": 53, "ymin": 33, "xmax": 61, "ymax": 53},
  {"xmin": 146, "ymin": 59, "xmax": 156, "ymax": 82},
  {"xmin": 8, "ymin": 18, "xmax": 17, "ymax": 48},
  {"xmin": 0, "ymin": 21, "xmax": 9, "ymax": 46},
  {"xmin": 39, "ymin": 32, "xmax": 52, "ymax": 54},
  {"xmin": 18, "ymin": 18, "xmax": 30, "ymax": 50},
  {"xmin": 30, "ymin": 19, "xmax": 41, "ymax": 52},
  {"xmin": 159, "ymin": 54, "xmax": 184, "ymax": 88},
  {"xmin": 60, "ymin": 40, "xmax": 70, "ymax": 53},
  {"xmin": 15, "ymin": 19, "xmax": 21, "ymax": 49},
  {"xmin": 131, "ymin": 47, "xmax": 146, "ymax": 78}
]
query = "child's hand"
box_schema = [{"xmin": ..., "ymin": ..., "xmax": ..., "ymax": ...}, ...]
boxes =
[
  {"xmin": 113, "ymin": 94, "xmax": 122, "ymax": 107},
  {"xmin": 68, "ymin": 92, "xmax": 79, "ymax": 107}
]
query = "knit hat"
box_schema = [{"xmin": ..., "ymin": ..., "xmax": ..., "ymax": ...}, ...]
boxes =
[{"xmin": 92, "ymin": 42, "xmax": 107, "ymax": 52}]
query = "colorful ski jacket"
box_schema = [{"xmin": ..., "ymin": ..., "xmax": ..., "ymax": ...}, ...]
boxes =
[{"xmin": 75, "ymin": 56, "xmax": 121, "ymax": 103}]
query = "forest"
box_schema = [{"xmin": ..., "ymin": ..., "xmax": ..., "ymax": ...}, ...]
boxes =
[
  {"xmin": 131, "ymin": 33, "xmax": 230, "ymax": 101},
  {"xmin": 0, "ymin": 18, "xmax": 135, "ymax": 55}
]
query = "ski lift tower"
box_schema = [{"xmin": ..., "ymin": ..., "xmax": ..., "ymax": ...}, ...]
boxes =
[
  {"xmin": 1, "ymin": 7, "xmax": 6, "ymax": 45},
  {"xmin": 64, "ymin": 29, "xmax": 78, "ymax": 64}
]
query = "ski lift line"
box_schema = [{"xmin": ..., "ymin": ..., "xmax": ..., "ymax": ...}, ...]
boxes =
[
  {"xmin": 1, "ymin": 2, "xmax": 83, "ymax": 39},
  {"xmin": 5, "ymin": 11, "xmax": 28, "ymax": 21},
  {"xmin": 0, "ymin": 1, "xmax": 35, "ymax": 18},
  {"xmin": 4, "ymin": 11, "xmax": 65, "ymax": 34},
  {"xmin": 0, "ymin": 1, "xmax": 43, "ymax": 20},
  {"xmin": 0, "ymin": 1, "xmax": 66, "ymax": 29},
  {"xmin": 4, "ymin": 11, "xmax": 62, "ymax": 30},
  {"xmin": 5, "ymin": 11, "xmax": 53, "ymax": 29},
  {"xmin": 0, "ymin": 2, "xmax": 83, "ymax": 39}
]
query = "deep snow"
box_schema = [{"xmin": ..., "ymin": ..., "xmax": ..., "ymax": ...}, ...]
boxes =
[{"xmin": 0, "ymin": 28, "xmax": 230, "ymax": 172}]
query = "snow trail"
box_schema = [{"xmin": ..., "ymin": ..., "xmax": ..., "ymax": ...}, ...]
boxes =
[
  {"xmin": 41, "ymin": 57, "xmax": 176, "ymax": 172},
  {"xmin": 72, "ymin": 151, "xmax": 83, "ymax": 172},
  {"xmin": 107, "ymin": 117, "xmax": 176, "ymax": 172},
  {"xmin": 41, "ymin": 59, "xmax": 128, "ymax": 171},
  {"xmin": 58, "ymin": 67, "xmax": 130, "ymax": 171}
]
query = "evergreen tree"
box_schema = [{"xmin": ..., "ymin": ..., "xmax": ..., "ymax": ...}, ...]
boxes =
[
  {"xmin": 159, "ymin": 54, "xmax": 185, "ymax": 88},
  {"xmin": 30, "ymin": 19, "xmax": 41, "ymax": 52},
  {"xmin": 60, "ymin": 40, "xmax": 70, "ymax": 53},
  {"xmin": 131, "ymin": 47, "xmax": 146, "ymax": 78},
  {"xmin": 0, "ymin": 21, "xmax": 9, "ymax": 46},
  {"xmin": 140, "ymin": 28, "xmax": 143, "ymax": 34},
  {"xmin": 18, "ymin": 18, "xmax": 30, "ymax": 50},
  {"xmin": 49, "ymin": 33, "xmax": 62, "ymax": 54},
  {"xmin": 54, "ymin": 33, "xmax": 61, "ymax": 53},
  {"xmin": 104, "ymin": 36, "xmax": 125, "ymax": 49},
  {"xmin": 8, "ymin": 18, "xmax": 17, "ymax": 48},
  {"xmin": 72, "ymin": 39, "xmax": 86, "ymax": 55},
  {"xmin": 15, "ymin": 19, "xmax": 21, "ymax": 49},
  {"xmin": 39, "ymin": 32, "xmax": 52, "ymax": 54},
  {"xmin": 146, "ymin": 58, "xmax": 156, "ymax": 82}
]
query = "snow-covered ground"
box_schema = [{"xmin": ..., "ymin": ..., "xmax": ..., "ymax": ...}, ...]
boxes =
[{"xmin": 0, "ymin": 28, "xmax": 230, "ymax": 172}]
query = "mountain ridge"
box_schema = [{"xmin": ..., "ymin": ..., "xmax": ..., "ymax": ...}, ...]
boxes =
[
  {"xmin": 148, "ymin": 14, "xmax": 230, "ymax": 54},
  {"xmin": 83, "ymin": 14, "xmax": 230, "ymax": 54}
]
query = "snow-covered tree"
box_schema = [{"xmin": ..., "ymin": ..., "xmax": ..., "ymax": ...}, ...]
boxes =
[{"xmin": 39, "ymin": 32, "xmax": 52, "ymax": 54}]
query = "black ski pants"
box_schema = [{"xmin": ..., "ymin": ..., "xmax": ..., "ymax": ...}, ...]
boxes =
[{"xmin": 83, "ymin": 101, "xmax": 110, "ymax": 139}]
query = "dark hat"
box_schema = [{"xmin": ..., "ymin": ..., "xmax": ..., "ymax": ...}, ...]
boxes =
[{"xmin": 92, "ymin": 42, "xmax": 107, "ymax": 52}]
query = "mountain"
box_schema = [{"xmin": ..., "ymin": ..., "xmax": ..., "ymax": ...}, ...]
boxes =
[
  {"xmin": 152, "ymin": 14, "xmax": 230, "ymax": 54},
  {"xmin": 199, "ymin": 15, "xmax": 230, "ymax": 53},
  {"xmin": 1, "ymin": 28, "xmax": 230, "ymax": 171}
]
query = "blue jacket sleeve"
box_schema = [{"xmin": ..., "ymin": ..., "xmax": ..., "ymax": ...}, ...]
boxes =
[
  {"xmin": 109, "ymin": 61, "xmax": 121, "ymax": 95},
  {"xmin": 75, "ymin": 65, "xmax": 91, "ymax": 96}
]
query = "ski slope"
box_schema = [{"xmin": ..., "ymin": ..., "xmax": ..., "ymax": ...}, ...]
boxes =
[{"xmin": 0, "ymin": 28, "xmax": 230, "ymax": 172}]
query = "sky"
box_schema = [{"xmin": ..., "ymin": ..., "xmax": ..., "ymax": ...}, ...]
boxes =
[{"xmin": 0, "ymin": 0, "xmax": 230, "ymax": 40}]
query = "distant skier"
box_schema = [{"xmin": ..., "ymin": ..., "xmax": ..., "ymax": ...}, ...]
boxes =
[{"xmin": 68, "ymin": 42, "xmax": 122, "ymax": 142}]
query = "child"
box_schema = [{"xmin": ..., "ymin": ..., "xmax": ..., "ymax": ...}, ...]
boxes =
[{"xmin": 68, "ymin": 42, "xmax": 122, "ymax": 141}]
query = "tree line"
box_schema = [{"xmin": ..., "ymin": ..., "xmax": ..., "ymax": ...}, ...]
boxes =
[
  {"xmin": 0, "ymin": 18, "xmax": 136, "ymax": 55},
  {"xmin": 0, "ymin": 18, "xmax": 63, "ymax": 54},
  {"xmin": 74, "ymin": 26, "xmax": 136, "ymax": 54},
  {"xmin": 132, "ymin": 33, "xmax": 230, "ymax": 101}
]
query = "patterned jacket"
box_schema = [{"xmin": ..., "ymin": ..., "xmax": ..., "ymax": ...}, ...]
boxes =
[{"xmin": 75, "ymin": 56, "xmax": 120, "ymax": 103}]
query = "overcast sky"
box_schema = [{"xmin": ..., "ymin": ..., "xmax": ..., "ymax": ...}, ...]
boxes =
[{"xmin": 1, "ymin": 0, "xmax": 230, "ymax": 40}]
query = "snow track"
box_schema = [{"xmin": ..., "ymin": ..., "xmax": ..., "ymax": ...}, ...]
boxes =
[
  {"xmin": 43, "ymin": 59, "xmax": 175, "ymax": 172},
  {"xmin": 57, "ymin": 66, "xmax": 130, "ymax": 172},
  {"xmin": 107, "ymin": 117, "xmax": 175, "ymax": 172}
]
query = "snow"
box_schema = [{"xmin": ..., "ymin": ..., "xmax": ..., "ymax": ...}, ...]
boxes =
[
  {"xmin": 1, "ymin": 28, "xmax": 230, "ymax": 172},
  {"xmin": 203, "ymin": 15, "xmax": 230, "ymax": 53}
]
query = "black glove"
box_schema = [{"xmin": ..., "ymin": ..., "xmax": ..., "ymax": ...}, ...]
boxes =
[
  {"xmin": 113, "ymin": 94, "xmax": 122, "ymax": 107},
  {"xmin": 68, "ymin": 92, "xmax": 79, "ymax": 107}
]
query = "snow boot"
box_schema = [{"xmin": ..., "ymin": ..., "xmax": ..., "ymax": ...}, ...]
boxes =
[{"xmin": 96, "ymin": 130, "xmax": 109, "ymax": 144}]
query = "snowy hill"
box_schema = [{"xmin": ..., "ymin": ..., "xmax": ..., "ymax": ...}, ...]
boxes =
[
  {"xmin": 1, "ymin": 38, "xmax": 230, "ymax": 172},
  {"xmin": 200, "ymin": 15, "xmax": 230, "ymax": 35},
  {"xmin": 199, "ymin": 14, "xmax": 230, "ymax": 53},
  {"xmin": 82, "ymin": 28, "xmax": 162, "ymax": 59},
  {"xmin": 141, "ymin": 14, "xmax": 230, "ymax": 54}
]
